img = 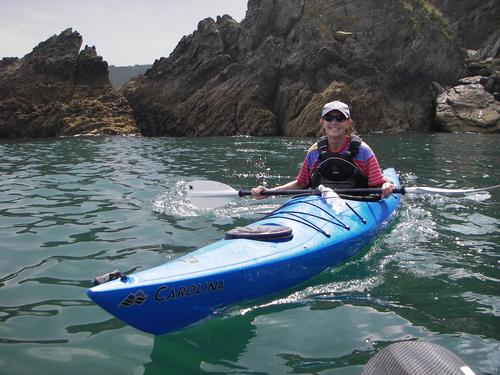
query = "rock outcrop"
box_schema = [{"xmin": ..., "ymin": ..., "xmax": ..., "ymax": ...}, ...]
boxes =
[
  {"xmin": 429, "ymin": 0, "xmax": 500, "ymax": 133},
  {"xmin": 3, "ymin": 2, "xmax": 498, "ymax": 137},
  {"xmin": 122, "ymin": 0, "xmax": 466, "ymax": 137},
  {"xmin": 435, "ymin": 77, "xmax": 500, "ymax": 133},
  {"xmin": 0, "ymin": 28, "xmax": 138, "ymax": 138}
]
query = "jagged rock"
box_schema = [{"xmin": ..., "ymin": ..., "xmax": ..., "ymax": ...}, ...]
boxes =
[
  {"xmin": 480, "ymin": 76, "xmax": 500, "ymax": 96},
  {"xmin": 431, "ymin": 81, "xmax": 445, "ymax": 95},
  {"xmin": 75, "ymin": 45, "xmax": 110, "ymax": 94},
  {"xmin": 123, "ymin": 0, "xmax": 466, "ymax": 136},
  {"xmin": 467, "ymin": 57, "xmax": 500, "ymax": 77},
  {"xmin": 435, "ymin": 84, "xmax": 500, "ymax": 133},
  {"xmin": 457, "ymin": 76, "xmax": 482, "ymax": 85},
  {"xmin": 0, "ymin": 28, "xmax": 138, "ymax": 138}
]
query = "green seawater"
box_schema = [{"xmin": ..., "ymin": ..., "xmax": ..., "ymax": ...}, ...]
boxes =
[{"xmin": 0, "ymin": 134, "xmax": 499, "ymax": 374}]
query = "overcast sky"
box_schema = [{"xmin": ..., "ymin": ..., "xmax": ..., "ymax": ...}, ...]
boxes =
[{"xmin": 0, "ymin": 0, "xmax": 248, "ymax": 66}]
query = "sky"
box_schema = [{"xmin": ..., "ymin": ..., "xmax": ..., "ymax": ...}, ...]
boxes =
[{"xmin": 0, "ymin": 0, "xmax": 248, "ymax": 66}]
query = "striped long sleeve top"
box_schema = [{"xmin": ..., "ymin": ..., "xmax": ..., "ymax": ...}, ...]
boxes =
[{"xmin": 296, "ymin": 136, "xmax": 387, "ymax": 187}]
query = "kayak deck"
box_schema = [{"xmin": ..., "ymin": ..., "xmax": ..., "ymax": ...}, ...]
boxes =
[{"xmin": 88, "ymin": 169, "xmax": 401, "ymax": 334}]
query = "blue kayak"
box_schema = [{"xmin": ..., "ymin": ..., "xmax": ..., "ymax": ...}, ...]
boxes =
[{"xmin": 87, "ymin": 168, "xmax": 401, "ymax": 334}]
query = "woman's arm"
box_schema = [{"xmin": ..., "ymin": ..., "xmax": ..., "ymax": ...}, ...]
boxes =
[{"xmin": 251, "ymin": 180, "xmax": 308, "ymax": 199}]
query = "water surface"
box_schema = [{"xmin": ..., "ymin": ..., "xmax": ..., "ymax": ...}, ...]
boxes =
[{"xmin": 0, "ymin": 134, "xmax": 498, "ymax": 374}]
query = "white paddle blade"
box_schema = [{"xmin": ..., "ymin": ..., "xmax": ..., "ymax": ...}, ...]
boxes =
[
  {"xmin": 405, "ymin": 185, "xmax": 500, "ymax": 195},
  {"xmin": 186, "ymin": 180, "xmax": 240, "ymax": 209}
]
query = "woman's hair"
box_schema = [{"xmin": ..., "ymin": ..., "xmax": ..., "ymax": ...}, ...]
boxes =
[{"xmin": 345, "ymin": 119, "xmax": 354, "ymax": 135}]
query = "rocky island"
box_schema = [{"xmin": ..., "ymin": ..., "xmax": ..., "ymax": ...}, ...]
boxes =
[
  {"xmin": 0, "ymin": 0, "xmax": 498, "ymax": 138},
  {"xmin": 0, "ymin": 29, "xmax": 138, "ymax": 137}
]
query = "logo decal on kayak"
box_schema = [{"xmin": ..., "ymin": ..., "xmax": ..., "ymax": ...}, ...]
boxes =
[
  {"xmin": 154, "ymin": 280, "xmax": 224, "ymax": 302},
  {"xmin": 119, "ymin": 290, "xmax": 147, "ymax": 307}
]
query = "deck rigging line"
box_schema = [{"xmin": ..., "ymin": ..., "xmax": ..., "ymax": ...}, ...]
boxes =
[{"xmin": 264, "ymin": 196, "xmax": 366, "ymax": 237}]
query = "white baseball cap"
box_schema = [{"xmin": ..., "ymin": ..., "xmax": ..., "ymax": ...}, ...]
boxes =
[{"xmin": 321, "ymin": 101, "xmax": 350, "ymax": 118}]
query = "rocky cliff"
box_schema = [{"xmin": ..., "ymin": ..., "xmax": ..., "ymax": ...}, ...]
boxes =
[
  {"xmin": 2, "ymin": 1, "xmax": 498, "ymax": 138},
  {"xmin": 430, "ymin": 0, "xmax": 500, "ymax": 56},
  {"xmin": 122, "ymin": 0, "xmax": 467, "ymax": 136},
  {"xmin": 0, "ymin": 28, "xmax": 138, "ymax": 138}
]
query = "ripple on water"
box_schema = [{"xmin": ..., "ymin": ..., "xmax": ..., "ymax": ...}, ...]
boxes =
[{"xmin": 152, "ymin": 179, "xmax": 283, "ymax": 220}]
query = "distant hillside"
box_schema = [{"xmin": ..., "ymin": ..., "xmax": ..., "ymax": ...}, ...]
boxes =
[{"xmin": 109, "ymin": 64, "xmax": 151, "ymax": 88}]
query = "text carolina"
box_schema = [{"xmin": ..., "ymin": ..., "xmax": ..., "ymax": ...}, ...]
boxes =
[{"xmin": 154, "ymin": 280, "xmax": 224, "ymax": 302}]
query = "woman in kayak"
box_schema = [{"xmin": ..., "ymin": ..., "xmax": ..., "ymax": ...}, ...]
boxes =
[{"xmin": 251, "ymin": 100, "xmax": 395, "ymax": 198}]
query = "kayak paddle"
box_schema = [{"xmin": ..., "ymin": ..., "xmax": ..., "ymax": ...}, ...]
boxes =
[{"xmin": 186, "ymin": 180, "xmax": 500, "ymax": 209}]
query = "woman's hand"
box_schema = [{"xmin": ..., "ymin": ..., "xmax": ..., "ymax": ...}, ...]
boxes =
[
  {"xmin": 251, "ymin": 185, "xmax": 268, "ymax": 199},
  {"xmin": 381, "ymin": 181, "xmax": 395, "ymax": 197}
]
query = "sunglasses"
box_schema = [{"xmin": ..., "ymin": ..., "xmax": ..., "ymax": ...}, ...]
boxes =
[{"xmin": 323, "ymin": 114, "xmax": 347, "ymax": 122}]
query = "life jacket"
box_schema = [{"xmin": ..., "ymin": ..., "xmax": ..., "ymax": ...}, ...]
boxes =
[{"xmin": 309, "ymin": 135, "xmax": 369, "ymax": 189}]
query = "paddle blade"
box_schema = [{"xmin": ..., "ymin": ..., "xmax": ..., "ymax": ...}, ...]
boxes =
[
  {"xmin": 405, "ymin": 185, "xmax": 500, "ymax": 195},
  {"xmin": 186, "ymin": 180, "xmax": 239, "ymax": 209}
]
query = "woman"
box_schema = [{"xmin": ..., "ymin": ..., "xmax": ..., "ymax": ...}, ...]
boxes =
[{"xmin": 251, "ymin": 100, "xmax": 395, "ymax": 198}]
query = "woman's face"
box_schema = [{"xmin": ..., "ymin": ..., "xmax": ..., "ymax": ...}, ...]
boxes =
[{"xmin": 320, "ymin": 110, "xmax": 352, "ymax": 138}]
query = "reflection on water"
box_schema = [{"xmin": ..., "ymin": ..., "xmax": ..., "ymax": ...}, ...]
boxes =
[
  {"xmin": 148, "ymin": 303, "xmax": 499, "ymax": 375},
  {"xmin": 0, "ymin": 134, "xmax": 498, "ymax": 375}
]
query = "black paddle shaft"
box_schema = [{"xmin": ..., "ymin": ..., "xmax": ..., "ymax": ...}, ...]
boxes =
[{"xmin": 238, "ymin": 187, "xmax": 405, "ymax": 197}]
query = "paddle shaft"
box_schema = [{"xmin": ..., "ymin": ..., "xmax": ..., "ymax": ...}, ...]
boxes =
[{"xmin": 238, "ymin": 187, "xmax": 406, "ymax": 197}]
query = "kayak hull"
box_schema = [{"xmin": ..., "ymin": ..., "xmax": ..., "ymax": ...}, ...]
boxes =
[{"xmin": 88, "ymin": 169, "xmax": 401, "ymax": 335}]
